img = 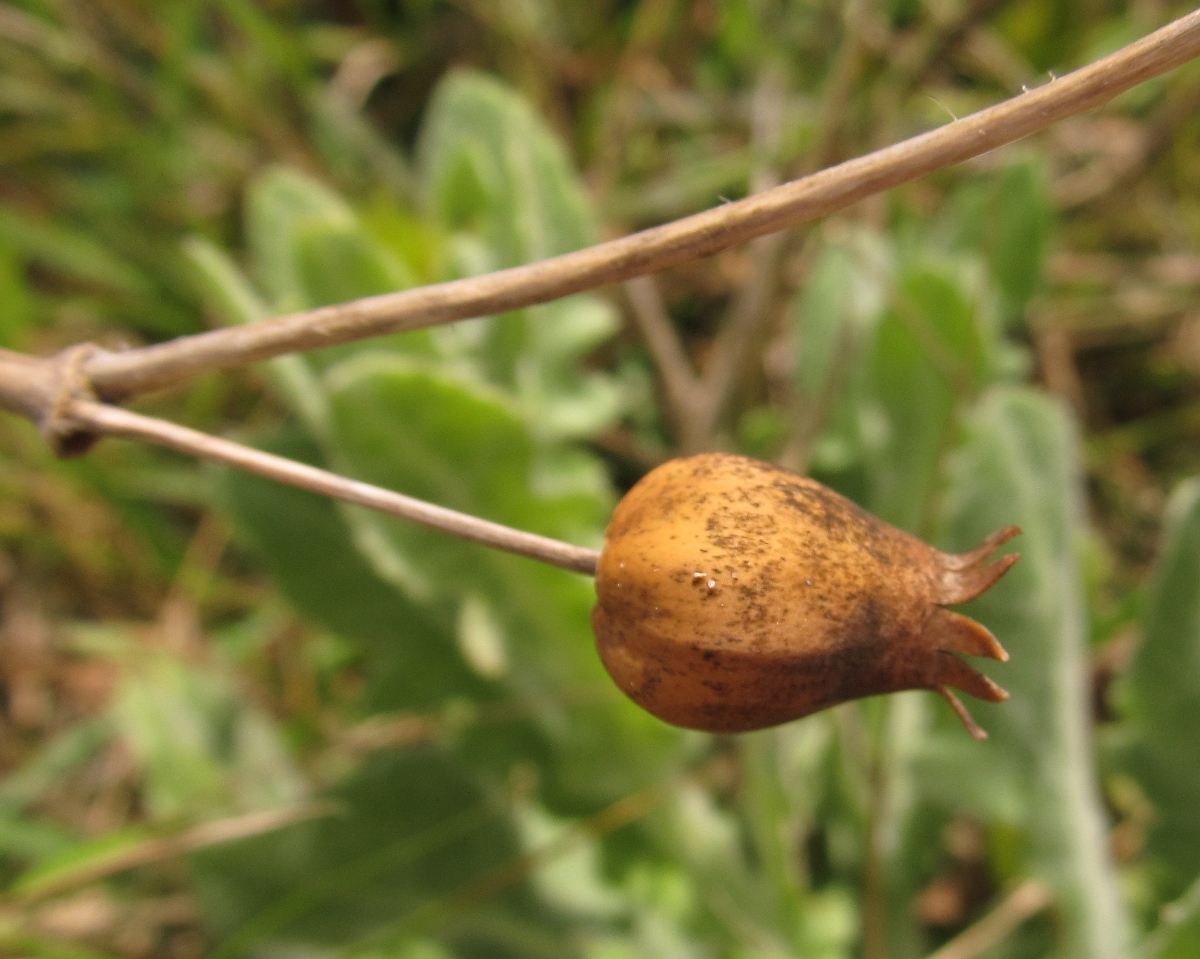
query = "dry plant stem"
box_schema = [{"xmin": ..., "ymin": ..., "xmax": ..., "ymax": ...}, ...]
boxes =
[
  {"xmin": 14, "ymin": 803, "xmax": 337, "ymax": 902},
  {"xmin": 626, "ymin": 229, "xmax": 786, "ymax": 455},
  {"xmin": 369, "ymin": 754, "xmax": 727, "ymax": 947},
  {"xmin": 628, "ymin": 229, "xmax": 787, "ymax": 458},
  {"xmin": 689, "ymin": 72, "xmax": 789, "ymax": 451},
  {"xmin": 68, "ymin": 399, "xmax": 601, "ymax": 577},
  {"xmin": 79, "ymin": 9, "xmax": 1200, "ymax": 401},
  {"xmin": 427, "ymin": 767, "xmax": 682, "ymax": 919},
  {"xmin": 624, "ymin": 275, "xmax": 703, "ymax": 431},
  {"xmin": 924, "ymin": 880, "xmax": 1054, "ymax": 959},
  {"xmin": 626, "ymin": 70, "xmax": 788, "ymax": 455},
  {"xmin": 692, "ymin": 229, "xmax": 786, "ymax": 449}
]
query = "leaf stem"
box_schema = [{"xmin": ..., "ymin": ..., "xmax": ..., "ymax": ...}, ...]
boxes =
[
  {"xmin": 77, "ymin": 8, "xmax": 1200, "ymax": 400},
  {"xmin": 69, "ymin": 399, "xmax": 602, "ymax": 577},
  {"xmin": 924, "ymin": 880, "xmax": 1053, "ymax": 959}
]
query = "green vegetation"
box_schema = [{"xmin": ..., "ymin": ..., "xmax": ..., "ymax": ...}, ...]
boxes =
[{"xmin": 1, "ymin": 3, "xmax": 1199, "ymax": 958}]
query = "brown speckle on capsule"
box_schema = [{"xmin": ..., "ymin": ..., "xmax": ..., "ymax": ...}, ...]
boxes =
[{"xmin": 591, "ymin": 453, "xmax": 1020, "ymax": 740}]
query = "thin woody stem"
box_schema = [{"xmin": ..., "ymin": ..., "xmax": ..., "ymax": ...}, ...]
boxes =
[
  {"xmin": 79, "ymin": 8, "xmax": 1200, "ymax": 401},
  {"xmin": 624, "ymin": 275, "xmax": 703, "ymax": 435},
  {"xmin": 1, "ymin": 13, "xmax": 1199, "ymax": 581},
  {"xmin": 68, "ymin": 399, "xmax": 601, "ymax": 577},
  {"xmin": 924, "ymin": 880, "xmax": 1054, "ymax": 959},
  {"xmin": 689, "ymin": 69, "xmax": 788, "ymax": 451}
]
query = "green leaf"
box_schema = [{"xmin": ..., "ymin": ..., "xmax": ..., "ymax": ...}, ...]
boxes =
[
  {"xmin": 192, "ymin": 178, "xmax": 437, "ymax": 436},
  {"xmin": 450, "ymin": 297, "xmax": 623, "ymax": 440},
  {"xmin": 787, "ymin": 234, "xmax": 892, "ymax": 480},
  {"xmin": 1142, "ymin": 875, "xmax": 1200, "ymax": 959},
  {"xmin": 416, "ymin": 73, "xmax": 620, "ymax": 434},
  {"xmin": 322, "ymin": 355, "xmax": 682, "ymax": 806},
  {"xmin": 106, "ymin": 640, "xmax": 305, "ymax": 821},
  {"xmin": 646, "ymin": 784, "xmax": 790, "ymax": 951},
  {"xmin": 9, "ymin": 805, "xmax": 324, "ymax": 901},
  {"xmin": 515, "ymin": 802, "xmax": 628, "ymax": 919},
  {"xmin": 241, "ymin": 167, "xmax": 436, "ymax": 370},
  {"xmin": 417, "ymin": 70, "xmax": 596, "ymax": 267},
  {"xmin": 0, "ymin": 929, "xmax": 124, "ymax": 959},
  {"xmin": 0, "ymin": 812, "xmax": 77, "ymax": 866},
  {"xmin": 1122, "ymin": 479, "xmax": 1200, "ymax": 890},
  {"xmin": 245, "ymin": 165, "xmax": 355, "ymax": 310},
  {"xmin": 790, "ymin": 230, "xmax": 891, "ymax": 478},
  {"xmin": 517, "ymin": 300, "xmax": 624, "ymax": 442},
  {"xmin": 792, "ymin": 234, "xmax": 889, "ymax": 406},
  {"xmin": 292, "ymin": 221, "xmax": 440, "ymax": 369},
  {"xmin": 947, "ymin": 158, "xmax": 1053, "ymax": 326},
  {"xmin": 360, "ymin": 195, "xmax": 448, "ymax": 283},
  {"xmin": 219, "ymin": 429, "xmax": 481, "ymax": 713},
  {"xmin": 183, "ymin": 235, "xmax": 331, "ymax": 433},
  {"xmin": 192, "ymin": 751, "xmax": 527, "ymax": 957},
  {"xmin": 866, "ymin": 259, "xmax": 995, "ymax": 532},
  {"xmin": 323, "ymin": 355, "xmax": 608, "ymax": 577},
  {"xmin": 931, "ymin": 386, "xmax": 1129, "ymax": 959},
  {"xmin": 736, "ymin": 730, "xmax": 811, "ymax": 941},
  {"xmin": 292, "ymin": 221, "xmax": 416, "ymax": 310},
  {"xmin": 11, "ymin": 827, "xmax": 152, "ymax": 898},
  {"xmin": 183, "ymin": 236, "xmax": 271, "ymax": 327}
]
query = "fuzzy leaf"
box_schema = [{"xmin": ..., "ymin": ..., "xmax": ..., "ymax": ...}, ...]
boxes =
[
  {"xmin": 321, "ymin": 355, "xmax": 682, "ymax": 806},
  {"xmin": 1123, "ymin": 480, "xmax": 1200, "ymax": 892},
  {"xmin": 930, "ymin": 386, "xmax": 1129, "ymax": 959}
]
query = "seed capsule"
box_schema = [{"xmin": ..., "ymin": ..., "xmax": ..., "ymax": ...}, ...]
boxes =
[{"xmin": 592, "ymin": 453, "xmax": 1019, "ymax": 739}]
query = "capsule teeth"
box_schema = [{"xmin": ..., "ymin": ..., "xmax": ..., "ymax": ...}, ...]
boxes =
[
  {"xmin": 938, "ymin": 552, "xmax": 1020, "ymax": 606},
  {"xmin": 936, "ymin": 686, "xmax": 990, "ymax": 741},
  {"xmin": 934, "ymin": 651, "xmax": 1009, "ymax": 704},
  {"xmin": 941, "ymin": 525, "xmax": 1023, "ymax": 571},
  {"xmin": 927, "ymin": 609, "xmax": 1009, "ymax": 662}
]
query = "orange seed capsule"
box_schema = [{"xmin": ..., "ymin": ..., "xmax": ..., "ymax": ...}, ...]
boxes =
[{"xmin": 591, "ymin": 453, "xmax": 1020, "ymax": 740}]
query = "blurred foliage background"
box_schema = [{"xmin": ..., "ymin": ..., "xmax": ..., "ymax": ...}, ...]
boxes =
[{"xmin": 1, "ymin": 1, "xmax": 1199, "ymax": 958}]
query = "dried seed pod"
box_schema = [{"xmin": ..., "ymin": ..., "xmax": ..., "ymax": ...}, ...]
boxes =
[{"xmin": 592, "ymin": 453, "xmax": 1019, "ymax": 739}]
